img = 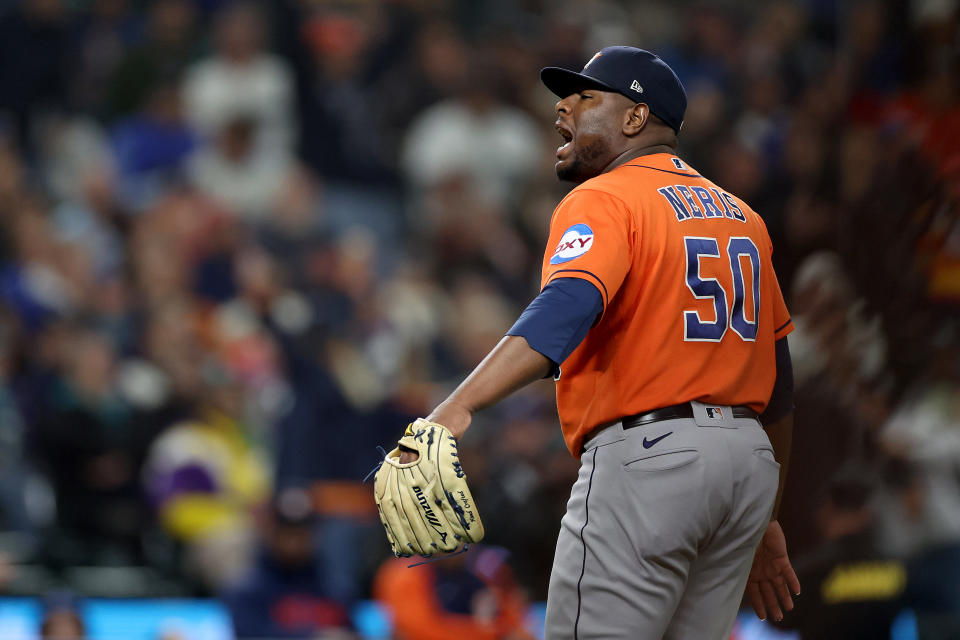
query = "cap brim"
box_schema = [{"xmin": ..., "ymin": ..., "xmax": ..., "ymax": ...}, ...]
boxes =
[{"xmin": 541, "ymin": 67, "xmax": 616, "ymax": 99}]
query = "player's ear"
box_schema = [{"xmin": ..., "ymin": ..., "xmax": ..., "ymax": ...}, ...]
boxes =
[{"xmin": 623, "ymin": 103, "xmax": 649, "ymax": 137}]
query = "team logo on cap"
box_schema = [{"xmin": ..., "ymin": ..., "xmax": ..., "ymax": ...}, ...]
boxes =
[{"xmin": 550, "ymin": 223, "xmax": 594, "ymax": 264}]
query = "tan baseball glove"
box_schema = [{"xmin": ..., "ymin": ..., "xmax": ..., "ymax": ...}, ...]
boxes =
[{"xmin": 373, "ymin": 419, "xmax": 484, "ymax": 557}]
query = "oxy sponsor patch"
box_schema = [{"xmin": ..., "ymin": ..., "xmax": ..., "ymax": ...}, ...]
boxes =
[{"xmin": 550, "ymin": 223, "xmax": 594, "ymax": 264}]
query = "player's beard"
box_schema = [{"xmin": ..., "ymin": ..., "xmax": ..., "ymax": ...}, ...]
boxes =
[{"xmin": 557, "ymin": 136, "xmax": 611, "ymax": 183}]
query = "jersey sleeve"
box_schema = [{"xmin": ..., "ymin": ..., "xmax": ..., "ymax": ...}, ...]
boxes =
[
  {"xmin": 759, "ymin": 226, "xmax": 793, "ymax": 340},
  {"xmin": 770, "ymin": 271, "xmax": 793, "ymax": 339},
  {"xmin": 506, "ymin": 278, "xmax": 604, "ymax": 376},
  {"xmin": 540, "ymin": 189, "xmax": 633, "ymax": 309}
]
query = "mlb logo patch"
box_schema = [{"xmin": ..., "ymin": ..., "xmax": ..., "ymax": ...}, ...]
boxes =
[{"xmin": 705, "ymin": 407, "xmax": 724, "ymax": 420}]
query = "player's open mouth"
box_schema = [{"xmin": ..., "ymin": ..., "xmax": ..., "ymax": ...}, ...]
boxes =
[{"xmin": 556, "ymin": 123, "xmax": 573, "ymax": 158}]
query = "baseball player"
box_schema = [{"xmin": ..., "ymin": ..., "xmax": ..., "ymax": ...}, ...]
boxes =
[{"xmin": 377, "ymin": 46, "xmax": 800, "ymax": 639}]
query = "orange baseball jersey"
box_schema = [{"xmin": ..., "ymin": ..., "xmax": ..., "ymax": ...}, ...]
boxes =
[{"xmin": 541, "ymin": 153, "xmax": 793, "ymax": 457}]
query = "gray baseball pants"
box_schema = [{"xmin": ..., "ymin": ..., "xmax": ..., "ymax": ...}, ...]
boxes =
[{"xmin": 544, "ymin": 402, "xmax": 779, "ymax": 640}]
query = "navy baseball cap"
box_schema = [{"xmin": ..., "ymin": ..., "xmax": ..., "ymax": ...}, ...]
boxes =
[{"xmin": 541, "ymin": 46, "xmax": 687, "ymax": 133}]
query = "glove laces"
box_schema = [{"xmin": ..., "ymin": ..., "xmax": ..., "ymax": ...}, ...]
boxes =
[
  {"xmin": 407, "ymin": 543, "xmax": 471, "ymax": 568},
  {"xmin": 362, "ymin": 445, "xmax": 389, "ymax": 484}
]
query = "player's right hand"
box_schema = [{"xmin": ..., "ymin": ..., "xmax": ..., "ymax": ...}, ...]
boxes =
[{"xmin": 745, "ymin": 520, "xmax": 801, "ymax": 622}]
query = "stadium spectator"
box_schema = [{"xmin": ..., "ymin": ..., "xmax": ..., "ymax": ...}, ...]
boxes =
[
  {"xmin": 143, "ymin": 369, "xmax": 271, "ymax": 590},
  {"xmin": 105, "ymin": 0, "xmax": 198, "ymax": 120},
  {"xmin": 374, "ymin": 546, "xmax": 534, "ymax": 640},
  {"xmin": 377, "ymin": 20, "xmax": 471, "ymax": 149},
  {"xmin": 293, "ymin": 7, "xmax": 404, "ymax": 250},
  {"xmin": 187, "ymin": 114, "xmax": 295, "ymax": 222},
  {"xmin": 0, "ymin": 0, "xmax": 70, "ymax": 153},
  {"xmin": 38, "ymin": 591, "xmax": 85, "ymax": 640},
  {"xmin": 67, "ymin": 0, "xmax": 139, "ymax": 117},
  {"xmin": 31, "ymin": 326, "xmax": 161, "ymax": 566},
  {"xmin": 222, "ymin": 487, "xmax": 354, "ymax": 640},
  {"xmin": 182, "ymin": 1, "xmax": 295, "ymax": 157},
  {"xmin": 296, "ymin": 9, "xmax": 393, "ymax": 185},
  {"xmin": 110, "ymin": 80, "xmax": 197, "ymax": 210},
  {"xmin": 401, "ymin": 56, "xmax": 541, "ymax": 209},
  {"xmin": 0, "ymin": 310, "xmax": 29, "ymax": 537},
  {"xmin": 775, "ymin": 466, "xmax": 909, "ymax": 639}
]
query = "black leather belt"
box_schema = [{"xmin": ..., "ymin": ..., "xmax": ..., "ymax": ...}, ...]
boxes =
[{"xmin": 623, "ymin": 403, "xmax": 758, "ymax": 429}]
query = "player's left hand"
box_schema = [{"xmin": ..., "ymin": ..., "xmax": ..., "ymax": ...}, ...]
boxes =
[
  {"xmin": 745, "ymin": 520, "xmax": 801, "ymax": 622},
  {"xmin": 426, "ymin": 400, "xmax": 472, "ymax": 439},
  {"xmin": 374, "ymin": 419, "xmax": 485, "ymax": 557},
  {"xmin": 399, "ymin": 402, "xmax": 471, "ymax": 464}
]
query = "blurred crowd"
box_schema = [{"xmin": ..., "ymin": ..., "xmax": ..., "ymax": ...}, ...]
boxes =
[{"xmin": 0, "ymin": 0, "xmax": 955, "ymax": 637}]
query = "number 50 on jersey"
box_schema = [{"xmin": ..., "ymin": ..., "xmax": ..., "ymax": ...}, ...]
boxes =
[{"xmin": 683, "ymin": 236, "xmax": 760, "ymax": 342}]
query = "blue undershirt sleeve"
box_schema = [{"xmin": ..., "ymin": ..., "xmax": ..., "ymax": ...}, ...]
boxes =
[
  {"xmin": 506, "ymin": 277, "xmax": 604, "ymax": 379},
  {"xmin": 760, "ymin": 337, "xmax": 794, "ymax": 425}
]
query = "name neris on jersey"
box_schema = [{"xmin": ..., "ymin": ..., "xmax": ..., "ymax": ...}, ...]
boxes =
[{"xmin": 657, "ymin": 184, "xmax": 746, "ymax": 223}]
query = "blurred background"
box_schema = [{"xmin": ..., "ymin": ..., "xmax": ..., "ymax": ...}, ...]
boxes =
[{"xmin": 0, "ymin": 0, "xmax": 956, "ymax": 638}]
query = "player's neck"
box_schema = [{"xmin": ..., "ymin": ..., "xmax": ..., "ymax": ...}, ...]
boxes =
[{"xmin": 602, "ymin": 144, "xmax": 676, "ymax": 174}]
